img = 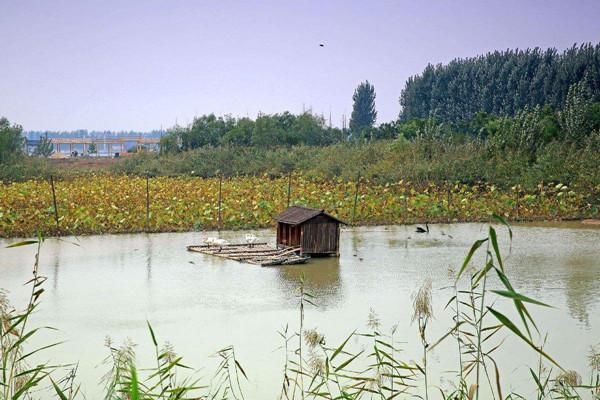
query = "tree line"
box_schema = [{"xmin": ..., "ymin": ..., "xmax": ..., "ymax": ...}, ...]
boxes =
[
  {"xmin": 159, "ymin": 112, "xmax": 348, "ymax": 152},
  {"xmin": 399, "ymin": 43, "xmax": 600, "ymax": 123}
]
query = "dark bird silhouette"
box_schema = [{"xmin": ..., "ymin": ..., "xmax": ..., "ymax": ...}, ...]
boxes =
[
  {"xmin": 319, "ymin": 43, "xmax": 325, "ymax": 47},
  {"xmin": 415, "ymin": 223, "xmax": 429, "ymax": 233}
]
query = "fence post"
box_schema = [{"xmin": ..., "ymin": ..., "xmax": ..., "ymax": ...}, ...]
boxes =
[
  {"xmin": 538, "ymin": 180, "xmax": 544, "ymax": 217},
  {"xmin": 352, "ymin": 172, "xmax": 361, "ymax": 226},
  {"xmin": 218, "ymin": 174, "xmax": 223, "ymax": 231},
  {"xmin": 403, "ymin": 190, "xmax": 408, "ymax": 224},
  {"xmin": 49, "ymin": 175, "xmax": 60, "ymax": 233},
  {"xmin": 287, "ymin": 171, "xmax": 292, "ymax": 208},
  {"xmin": 145, "ymin": 175, "xmax": 150, "ymax": 229},
  {"xmin": 515, "ymin": 186, "xmax": 520, "ymax": 220},
  {"xmin": 447, "ymin": 184, "xmax": 452, "ymax": 221}
]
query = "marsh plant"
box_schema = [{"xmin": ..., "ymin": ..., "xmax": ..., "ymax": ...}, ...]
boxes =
[{"xmin": 2, "ymin": 220, "xmax": 600, "ymax": 399}]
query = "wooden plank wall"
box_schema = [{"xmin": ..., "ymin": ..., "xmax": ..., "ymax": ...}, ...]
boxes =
[
  {"xmin": 301, "ymin": 215, "xmax": 339, "ymax": 255},
  {"xmin": 277, "ymin": 223, "xmax": 302, "ymax": 247}
]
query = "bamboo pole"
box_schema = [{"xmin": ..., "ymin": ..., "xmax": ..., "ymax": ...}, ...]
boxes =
[
  {"xmin": 287, "ymin": 171, "xmax": 292, "ymax": 208},
  {"xmin": 403, "ymin": 190, "xmax": 408, "ymax": 224},
  {"xmin": 352, "ymin": 172, "xmax": 361, "ymax": 226},
  {"xmin": 447, "ymin": 184, "xmax": 452, "ymax": 223},
  {"xmin": 515, "ymin": 186, "xmax": 520, "ymax": 220},
  {"xmin": 145, "ymin": 175, "xmax": 150, "ymax": 229},
  {"xmin": 49, "ymin": 175, "xmax": 60, "ymax": 233},
  {"xmin": 218, "ymin": 174, "xmax": 223, "ymax": 231}
]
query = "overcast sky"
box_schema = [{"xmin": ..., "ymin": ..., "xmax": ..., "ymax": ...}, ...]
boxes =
[{"xmin": 1, "ymin": 0, "xmax": 600, "ymax": 131}]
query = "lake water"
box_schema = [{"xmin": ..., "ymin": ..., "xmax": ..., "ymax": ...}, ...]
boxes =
[{"xmin": 1, "ymin": 222, "xmax": 599, "ymax": 399}]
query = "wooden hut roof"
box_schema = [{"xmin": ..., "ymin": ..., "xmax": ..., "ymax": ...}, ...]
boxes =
[{"xmin": 275, "ymin": 206, "xmax": 346, "ymax": 225}]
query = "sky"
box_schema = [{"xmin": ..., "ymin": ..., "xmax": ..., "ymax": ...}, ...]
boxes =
[{"xmin": 1, "ymin": 0, "xmax": 600, "ymax": 132}]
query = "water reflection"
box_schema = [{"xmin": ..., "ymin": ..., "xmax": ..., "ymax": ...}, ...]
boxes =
[
  {"xmin": 145, "ymin": 233, "xmax": 153, "ymax": 282},
  {"xmin": 348, "ymin": 228, "xmax": 363, "ymax": 256},
  {"xmin": 564, "ymin": 255, "xmax": 600, "ymax": 327},
  {"xmin": 275, "ymin": 257, "xmax": 342, "ymax": 307},
  {"xmin": 52, "ymin": 240, "xmax": 61, "ymax": 290}
]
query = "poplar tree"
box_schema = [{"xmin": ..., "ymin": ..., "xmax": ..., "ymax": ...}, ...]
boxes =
[{"xmin": 350, "ymin": 81, "xmax": 377, "ymax": 138}]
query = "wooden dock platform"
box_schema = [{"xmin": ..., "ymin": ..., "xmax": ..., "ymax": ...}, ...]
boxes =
[{"xmin": 186, "ymin": 243, "xmax": 310, "ymax": 266}]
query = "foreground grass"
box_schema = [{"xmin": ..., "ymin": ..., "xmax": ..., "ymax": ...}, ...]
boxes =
[
  {"xmin": 2, "ymin": 221, "xmax": 599, "ymax": 399},
  {"xmin": 0, "ymin": 174, "xmax": 597, "ymax": 238}
]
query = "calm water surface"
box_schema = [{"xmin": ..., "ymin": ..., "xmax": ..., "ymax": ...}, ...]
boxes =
[{"xmin": 1, "ymin": 222, "xmax": 599, "ymax": 399}]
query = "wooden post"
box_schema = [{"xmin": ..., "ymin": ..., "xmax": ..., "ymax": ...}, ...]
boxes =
[
  {"xmin": 49, "ymin": 175, "xmax": 60, "ymax": 233},
  {"xmin": 145, "ymin": 176, "xmax": 150, "ymax": 229},
  {"xmin": 447, "ymin": 184, "xmax": 452, "ymax": 223},
  {"xmin": 218, "ymin": 174, "xmax": 223, "ymax": 231},
  {"xmin": 287, "ymin": 171, "xmax": 292, "ymax": 208},
  {"xmin": 352, "ymin": 172, "xmax": 361, "ymax": 226},
  {"xmin": 538, "ymin": 180, "xmax": 544, "ymax": 216},
  {"xmin": 515, "ymin": 186, "xmax": 520, "ymax": 220},
  {"xmin": 403, "ymin": 191, "xmax": 408, "ymax": 224}
]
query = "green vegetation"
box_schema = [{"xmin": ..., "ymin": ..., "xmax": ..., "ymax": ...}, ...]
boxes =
[
  {"xmin": 159, "ymin": 111, "xmax": 345, "ymax": 150},
  {"xmin": 0, "ymin": 174, "xmax": 595, "ymax": 238},
  {"xmin": 0, "ymin": 117, "xmax": 24, "ymax": 164},
  {"xmin": 400, "ymin": 43, "xmax": 600, "ymax": 123},
  {"xmin": 2, "ymin": 223, "xmax": 599, "ymax": 399},
  {"xmin": 33, "ymin": 135, "xmax": 54, "ymax": 157}
]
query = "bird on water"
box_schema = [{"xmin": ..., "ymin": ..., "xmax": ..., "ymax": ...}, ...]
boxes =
[
  {"xmin": 245, "ymin": 233, "xmax": 258, "ymax": 247},
  {"xmin": 415, "ymin": 223, "xmax": 429, "ymax": 233}
]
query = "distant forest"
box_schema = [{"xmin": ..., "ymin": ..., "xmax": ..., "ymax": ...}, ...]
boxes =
[{"xmin": 399, "ymin": 43, "xmax": 600, "ymax": 123}]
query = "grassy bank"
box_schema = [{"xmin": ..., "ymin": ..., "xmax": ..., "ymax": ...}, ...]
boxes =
[{"xmin": 1, "ymin": 173, "xmax": 597, "ymax": 238}]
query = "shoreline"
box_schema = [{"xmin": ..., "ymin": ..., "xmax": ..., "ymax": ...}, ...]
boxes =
[{"xmin": 2, "ymin": 216, "xmax": 598, "ymax": 241}]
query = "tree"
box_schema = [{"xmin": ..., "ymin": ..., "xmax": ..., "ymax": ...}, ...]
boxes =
[
  {"xmin": 290, "ymin": 112, "xmax": 326, "ymax": 146},
  {"xmin": 221, "ymin": 118, "xmax": 255, "ymax": 146},
  {"xmin": 160, "ymin": 126, "xmax": 185, "ymax": 154},
  {"xmin": 0, "ymin": 117, "xmax": 24, "ymax": 164},
  {"xmin": 88, "ymin": 142, "xmax": 97, "ymax": 155},
  {"xmin": 251, "ymin": 114, "xmax": 284, "ymax": 147},
  {"xmin": 350, "ymin": 81, "xmax": 377, "ymax": 138},
  {"xmin": 372, "ymin": 121, "xmax": 399, "ymax": 140},
  {"xmin": 181, "ymin": 114, "xmax": 233, "ymax": 150},
  {"xmin": 560, "ymin": 81, "xmax": 592, "ymax": 142},
  {"xmin": 586, "ymin": 102, "xmax": 600, "ymax": 132},
  {"xmin": 34, "ymin": 135, "xmax": 54, "ymax": 157}
]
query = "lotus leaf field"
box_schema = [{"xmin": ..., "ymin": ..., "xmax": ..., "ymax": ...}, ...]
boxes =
[{"xmin": 0, "ymin": 174, "xmax": 596, "ymax": 237}]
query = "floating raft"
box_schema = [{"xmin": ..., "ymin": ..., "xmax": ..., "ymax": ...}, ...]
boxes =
[{"xmin": 186, "ymin": 243, "xmax": 310, "ymax": 266}]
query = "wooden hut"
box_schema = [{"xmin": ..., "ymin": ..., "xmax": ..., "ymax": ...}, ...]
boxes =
[{"xmin": 275, "ymin": 206, "xmax": 345, "ymax": 256}]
